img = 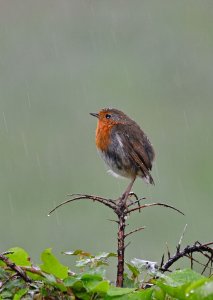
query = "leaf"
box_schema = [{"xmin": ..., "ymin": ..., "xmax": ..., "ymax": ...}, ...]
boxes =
[
  {"xmin": 0, "ymin": 291, "xmax": 13, "ymax": 299},
  {"xmin": 107, "ymin": 286, "xmax": 136, "ymax": 296},
  {"xmin": 90, "ymin": 281, "xmax": 110, "ymax": 294},
  {"xmin": 75, "ymin": 258, "xmax": 93, "ymax": 268},
  {"xmin": 7, "ymin": 247, "xmax": 31, "ymax": 266},
  {"xmin": 187, "ymin": 280, "xmax": 213, "ymax": 300},
  {"xmin": 81, "ymin": 273, "xmax": 109, "ymax": 294},
  {"xmin": 126, "ymin": 263, "xmax": 140, "ymax": 278},
  {"xmin": 95, "ymin": 252, "xmax": 117, "ymax": 260},
  {"xmin": 13, "ymin": 288, "xmax": 28, "ymax": 300},
  {"xmin": 168, "ymin": 268, "xmax": 205, "ymax": 286},
  {"xmin": 63, "ymin": 249, "xmax": 92, "ymax": 257},
  {"xmin": 106, "ymin": 288, "xmax": 153, "ymax": 300},
  {"xmin": 81, "ymin": 273, "xmax": 103, "ymax": 282},
  {"xmin": 40, "ymin": 248, "xmax": 68, "ymax": 279},
  {"xmin": 155, "ymin": 269, "xmax": 207, "ymax": 299},
  {"xmin": 64, "ymin": 276, "xmax": 82, "ymax": 287}
]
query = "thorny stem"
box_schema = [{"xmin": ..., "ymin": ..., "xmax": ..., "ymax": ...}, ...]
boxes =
[
  {"xmin": 116, "ymin": 202, "xmax": 126, "ymax": 287},
  {"xmin": 161, "ymin": 241, "xmax": 213, "ymax": 273},
  {"xmin": 48, "ymin": 193, "xmax": 184, "ymax": 287}
]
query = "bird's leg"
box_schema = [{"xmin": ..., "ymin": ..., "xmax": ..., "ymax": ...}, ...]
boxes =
[{"xmin": 119, "ymin": 177, "xmax": 136, "ymax": 205}]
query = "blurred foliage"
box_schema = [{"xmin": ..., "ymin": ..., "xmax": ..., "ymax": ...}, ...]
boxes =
[
  {"xmin": 0, "ymin": 1, "xmax": 213, "ymax": 279},
  {"xmin": 0, "ymin": 247, "xmax": 213, "ymax": 299}
]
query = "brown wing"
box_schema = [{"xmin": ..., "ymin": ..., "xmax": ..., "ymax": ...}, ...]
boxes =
[{"xmin": 117, "ymin": 124, "xmax": 155, "ymax": 184}]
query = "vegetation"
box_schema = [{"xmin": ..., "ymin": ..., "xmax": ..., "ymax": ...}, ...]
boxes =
[
  {"xmin": 1, "ymin": 193, "xmax": 212, "ymax": 299},
  {"xmin": 0, "ymin": 246, "xmax": 213, "ymax": 299}
]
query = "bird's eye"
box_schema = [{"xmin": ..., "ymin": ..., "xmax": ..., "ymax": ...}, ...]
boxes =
[{"xmin": 105, "ymin": 114, "xmax": 111, "ymax": 119}]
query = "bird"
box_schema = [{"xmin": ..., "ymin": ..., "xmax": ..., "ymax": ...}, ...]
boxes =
[{"xmin": 90, "ymin": 108, "xmax": 155, "ymax": 203}]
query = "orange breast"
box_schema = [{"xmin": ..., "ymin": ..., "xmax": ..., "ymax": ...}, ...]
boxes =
[{"xmin": 95, "ymin": 121, "xmax": 112, "ymax": 151}]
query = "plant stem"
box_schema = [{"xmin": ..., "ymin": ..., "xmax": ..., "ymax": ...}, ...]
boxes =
[{"xmin": 116, "ymin": 210, "xmax": 126, "ymax": 287}]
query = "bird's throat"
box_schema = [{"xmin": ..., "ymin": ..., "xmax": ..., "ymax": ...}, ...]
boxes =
[{"xmin": 95, "ymin": 121, "xmax": 112, "ymax": 151}]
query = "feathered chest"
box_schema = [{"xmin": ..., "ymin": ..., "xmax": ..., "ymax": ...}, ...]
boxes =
[{"xmin": 95, "ymin": 121, "xmax": 113, "ymax": 151}]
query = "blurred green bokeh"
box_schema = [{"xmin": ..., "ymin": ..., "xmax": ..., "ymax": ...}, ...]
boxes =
[{"xmin": 0, "ymin": 1, "xmax": 213, "ymax": 279}]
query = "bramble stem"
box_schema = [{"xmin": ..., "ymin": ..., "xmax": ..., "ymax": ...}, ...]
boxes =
[
  {"xmin": 48, "ymin": 192, "xmax": 184, "ymax": 287},
  {"xmin": 116, "ymin": 210, "xmax": 126, "ymax": 287}
]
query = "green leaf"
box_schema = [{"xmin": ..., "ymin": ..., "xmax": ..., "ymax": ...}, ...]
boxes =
[
  {"xmin": 90, "ymin": 281, "xmax": 109, "ymax": 294},
  {"xmin": 40, "ymin": 248, "xmax": 68, "ymax": 279},
  {"xmin": 64, "ymin": 276, "xmax": 81, "ymax": 287},
  {"xmin": 107, "ymin": 286, "xmax": 136, "ymax": 296},
  {"xmin": 155, "ymin": 269, "xmax": 207, "ymax": 299},
  {"xmin": 13, "ymin": 288, "xmax": 28, "ymax": 300},
  {"xmin": 105, "ymin": 287, "xmax": 152, "ymax": 300},
  {"xmin": 168, "ymin": 268, "xmax": 205, "ymax": 286},
  {"xmin": 7, "ymin": 247, "xmax": 31, "ymax": 266},
  {"xmin": 187, "ymin": 280, "xmax": 213, "ymax": 300},
  {"xmin": 126, "ymin": 262, "xmax": 140, "ymax": 278},
  {"xmin": 81, "ymin": 273, "xmax": 106, "ymax": 292},
  {"xmin": 0, "ymin": 290, "xmax": 13, "ymax": 298},
  {"xmin": 81, "ymin": 273, "xmax": 103, "ymax": 282},
  {"xmin": 72, "ymin": 280, "xmax": 86, "ymax": 294},
  {"xmin": 123, "ymin": 273, "xmax": 137, "ymax": 288}
]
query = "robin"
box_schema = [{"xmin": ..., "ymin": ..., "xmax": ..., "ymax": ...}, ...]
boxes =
[{"xmin": 90, "ymin": 108, "xmax": 155, "ymax": 203}]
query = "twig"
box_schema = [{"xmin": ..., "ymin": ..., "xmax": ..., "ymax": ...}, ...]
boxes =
[
  {"xmin": 161, "ymin": 242, "xmax": 213, "ymax": 272},
  {"xmin": 48, "ymin": 194, "xmax": 117, "ymax": 216},
  {"xmin": 0, "ymin": 253, "xmax": 32, "ymax": 283},
  {"xmin": 125, "ymin": 226, "xmax": 146, "ymax": 238},
  {"xmin": 107, "ymin": 219, "xmax": 119, "ymax": 224},
  {"xmin": 67, "ymin": 193, "xmax": 116, "ymax": 206},
  {"xmin": 128, "ymin": 202, "xmax": 184, "ymax": 216}
]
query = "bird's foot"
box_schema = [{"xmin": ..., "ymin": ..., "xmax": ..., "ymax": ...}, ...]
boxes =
[{"xmin": 116, "ymin": 191, "xmax": 136, "ymax": 206}]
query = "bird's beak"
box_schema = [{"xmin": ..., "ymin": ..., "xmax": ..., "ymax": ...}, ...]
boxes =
[{"xmin": 90, "ymin": 112, "xmax": 99, "ymax": 118}]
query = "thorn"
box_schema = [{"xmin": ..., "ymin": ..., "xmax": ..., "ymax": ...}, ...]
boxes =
[
  {"xmin": 177, "ymin": 224, "xmax": 187, "ymax": 253},
  {"xmin": 124, "ymin": 241, "xmax": 131, "ymax": 250},
  {"xmin": 160, "ymin": 254, "xmax": 164, "ymax": 268},
  {"xmin": 125, "ymin": 226, "xmax": 146, "ymax": 238},
  {"xmin": 107, "ymin": 219, "xmax": 119, "ymax": 224},
  {"xmin": 166, "ymin": 242, "xmax": 170, "ymax": 259}
]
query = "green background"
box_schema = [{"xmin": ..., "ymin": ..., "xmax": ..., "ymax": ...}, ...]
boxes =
[{"xmin": 0, "ymin": 1, "xmax": 212, "ymax": 279}]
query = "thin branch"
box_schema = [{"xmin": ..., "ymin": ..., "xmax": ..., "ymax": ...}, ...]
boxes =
[
  {"xmin": 127, "ymin": 202, "xmax": 184, "ymax": 216},
  {"xmin": 67, "ymin": 193, "xmax": 116, "ymax": 206},
  {"xmin": 161, "ymin": 242, "xmax": 213, "ymax": 272},
  {"xmin": 0, "ymin": 253, "xmax": 32, "ymax": 283},
  {"xmin": 107, "ymin": 219, "xmax": 119, "ymax": 224},
  {"xmin": 126, "ymin": 197, "xmax": 146, "ymax": 209},
  {"xmin": 184, "ymin": 254, "xmax": 211, "ymax": 273},
  {"xmin": 201, "ymin": 255, "xmax": 212, "ymax": 274},
  {"xmin": 22, "ymin": 266, "xmax": 66, "ymax": 284},
  {"xmin": 125, "ymin": 226, "xmax": 146, "ymax": 238},
  {"xmin": 201, "ymin": 242, "xmax": 213, "ymax": 247},
  {"xmin": 128, "ymin": 192, "xmax": 139, "ymax": 201},
  {"xmin": 48, "ymin": 194, "xmax": 117, "ymax": 216}
]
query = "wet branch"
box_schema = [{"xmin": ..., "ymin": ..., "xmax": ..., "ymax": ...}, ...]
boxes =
[
  {"xmin": 127, "ymin": 202, "xmax": 184, "ymax": 215},
  {"xmin": 0, "ymin": 253, "xmax": 32, "ymax": 283},
  {"xmin": 160, "ymin": 241, "xmax": 213, "ymax": 274}
]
